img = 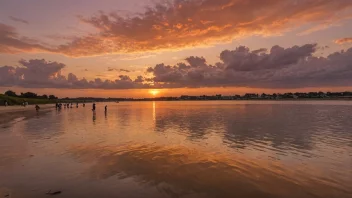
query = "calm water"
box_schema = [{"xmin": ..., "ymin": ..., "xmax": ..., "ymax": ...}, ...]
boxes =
[{"xmin": 0, "ymin": 101, "xmax": 351, "ymax": 198}]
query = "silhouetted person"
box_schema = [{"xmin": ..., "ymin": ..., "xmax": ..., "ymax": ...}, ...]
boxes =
[
  {"xmin": 92, "ymin": 103, "xmax": 96, "ymax": 111},
  {"xmin": 105, "ymin": 105, "xmax": 107, "ymax": 112},
  {"xmin": 76, "ymin": 102, "xmax": 79, "ymax": 108},
  {"xmin": 83, "ymin": 103, "xmax": 85, "ymax": 107},
  {"xmin": 70, "ymin": 103, "xmax": 73, "ymax": 108},
  {"xmin": 35, "ymin": 105, "xmax": 40, "ymax": 112}
]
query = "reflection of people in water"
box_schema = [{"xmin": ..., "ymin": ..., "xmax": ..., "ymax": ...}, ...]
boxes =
[
  {"xmin": 92, "ymin": 103, "xmax": 96, "ymax": 111},
  {"xmin": 93, "ymin": 112, "xmax": 96, "ymax": 122},
  {"xmin": 35, "ymin": 105, "xmax": 40, "ymax": 111}
]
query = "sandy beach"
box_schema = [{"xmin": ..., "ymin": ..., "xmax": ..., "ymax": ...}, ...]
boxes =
[{"xmin": 0, "ymin": 105, "xmax": 55, "ymax": 126}]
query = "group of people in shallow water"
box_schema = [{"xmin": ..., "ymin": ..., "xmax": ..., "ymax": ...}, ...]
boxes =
[
  {"xmin": 55, "ymin": 102, "xmax": 107, "ymax": 112},
  {"xmin": 55, "ymin": 102, "xmax": 82, "ymax": 109}
]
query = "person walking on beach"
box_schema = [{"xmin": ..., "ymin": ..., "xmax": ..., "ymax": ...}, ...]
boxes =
[
  {"xmin": 35, "ymin": 105, "xmax": 40, "ymax": 112},
  {"xmin": 83, "ymin": 103, "xmax": 85, "ymax": 107},
  {"xmin": 105, "ymin": 105, "xmax": 107, "ymax": 112},
  {"xmin": 76, "ymin": 102, "xmax": 79, "ymax": 108},
  {"xmin": 4, "ymin": 100, "xmax": 8, "ymax": 107},
  {"xmin": 92, "ymin": 103, "xmax": 96, "ymax": 111}
]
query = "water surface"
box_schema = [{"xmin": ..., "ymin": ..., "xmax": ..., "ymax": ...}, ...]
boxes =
[{"xmin": 0, "ymin": 101, "xmax": 351, "ymax": 198}]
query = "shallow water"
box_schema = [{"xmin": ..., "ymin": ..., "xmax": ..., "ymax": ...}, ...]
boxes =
[{"xmin": 0, "ymin": 101, "xmax": 351, "ymax": 198}]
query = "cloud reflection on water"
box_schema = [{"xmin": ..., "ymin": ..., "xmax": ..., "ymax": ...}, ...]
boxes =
[{"xmin": 70, "ymin": 143, "xmax": 350, "ymax": 198}]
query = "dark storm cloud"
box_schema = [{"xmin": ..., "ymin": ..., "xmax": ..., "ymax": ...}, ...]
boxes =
[
  {"xmin": 9, "ymin": 16, "xmax": 29, "ymax": 24},
  {"xmin": 1, "ymin": 44, "xmax": 352, "ymax": 89}
]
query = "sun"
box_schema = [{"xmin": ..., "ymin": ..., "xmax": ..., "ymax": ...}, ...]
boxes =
[{"xmin": 149, "ymin": 89, "xmax": 160, "ymax": 96}]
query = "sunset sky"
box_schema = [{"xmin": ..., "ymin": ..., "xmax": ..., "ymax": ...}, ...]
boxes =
[{"xmin": 1, "ymin": 0, "xmax": 352, "ymax": 98}]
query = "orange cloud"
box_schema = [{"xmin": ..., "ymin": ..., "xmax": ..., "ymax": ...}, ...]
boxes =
[
  {"xmin": 1, "ymin": 0, "xmax": 352, "ymax": 56},
  {"xmin": 53, "ymin": 0, "xmax": 352, "ymax": 56},
  {"xmin": 335, "ymin": 37, "xmax": 352, "ymax": 44},
  {"xmin": 0, "ymin": 23, "xmax": 49, "ymax": 54}
]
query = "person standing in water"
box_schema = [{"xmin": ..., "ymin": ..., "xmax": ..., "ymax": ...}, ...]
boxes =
[
  {"xmin": 92, "ymin": 103, "xmax": 96, "ymax": 111},
  {"xmin": 105, "ymin": 105, "xmax": 107, "ymax": 112},
  {"xmin": 35, "ymin": 105, "xmax": 40, "ymax": 111}
]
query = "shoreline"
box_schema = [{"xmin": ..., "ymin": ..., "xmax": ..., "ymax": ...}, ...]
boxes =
[{"xmin": 0, "ymin": 104, "xmax": 55, "ymax": 126}]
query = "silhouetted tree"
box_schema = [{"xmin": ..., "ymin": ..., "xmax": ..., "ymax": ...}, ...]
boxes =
[
  {"xmin": 21, "ymin": 92, "xmax": 37, "ymax": 98},
  {"xmin": 4, "ymin": 90, "xmax": 17, "ymax": 97},
  {"xmin": 49, "ymin": 95, "xmax": 58, "ymax": 100}
]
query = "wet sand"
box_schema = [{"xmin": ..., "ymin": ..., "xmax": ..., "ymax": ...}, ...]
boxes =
[{"xmin": 0, "ymin": 105, "xmax": 54, "ymax": 126}]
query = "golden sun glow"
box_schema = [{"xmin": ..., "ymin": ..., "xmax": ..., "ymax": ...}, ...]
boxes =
[{"xmin": 149, "ymin": 89, "xmax": 160, "ymax": 96}]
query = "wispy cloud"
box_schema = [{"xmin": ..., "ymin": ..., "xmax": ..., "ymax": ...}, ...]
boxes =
[
  {"xmin": 9, "ymin": 16, "xmax": 29, "ymax": 24},
  {"xmin": 120, "ymin": 69, "xmax": 130, "ymax": 73},
  {"xmin": 0, "ymin": 23, "xmax": 49, "ymax": 53},
  {"xmin": 107, "ymin": 67, "xmax": 131, "ymax": 73},
  {"xmin": 335, "ymin": 37, "xmax": 352, "ymax": 44}
]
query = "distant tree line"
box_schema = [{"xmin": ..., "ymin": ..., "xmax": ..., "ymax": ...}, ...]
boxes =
[{"xmin": 4, "ymin": 90, "xmax": 58, "ymax": 100}]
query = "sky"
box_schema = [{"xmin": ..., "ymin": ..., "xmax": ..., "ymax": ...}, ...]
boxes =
[{"xmin": 1, "ymin": 0, "xmax": 352, "ymax": 98}]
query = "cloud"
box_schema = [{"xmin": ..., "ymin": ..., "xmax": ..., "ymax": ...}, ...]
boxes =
[
  {"xmin": 0, "ymin": 59, "xmax": 149, "ymax": 89},
  {"xmin": 146, "ymin": 44, "xmax": 352, "ymax": 89},
  {"xmin": 9, "ymin": 16, "xmax": 29, "ymax": 24},
  {"xmin": 107, "ymin": 67, "xmax": 117, "ymax": 72},
  {"xmin": 1, "ymin": 44, "xmax": 352, "ymax": 90},
  {"xmin": 0, "ymin": 23, "xmax": 49, "ymax": 53},
  {"xmin": 120, "ymin": 69, "xmax": 130, "ymax": 72},
  {"xmin": 335, "ymin": 37, "xmax": 352, "ymax": 44},
  {"xmin": 2, "ymin": 0, "xmax": 352, "ymax": 56},
  {"xmin": 107, "ymin": 68, "xmax": 131, "ymax": 72},
  {"xmin": 52, "ymin": 0, "xmax": 352, "ymax": 56}
]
